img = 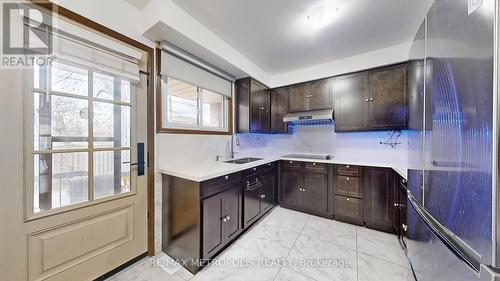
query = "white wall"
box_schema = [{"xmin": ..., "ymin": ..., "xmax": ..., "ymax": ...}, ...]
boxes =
[
  {"xmin": 140, "ymin": 0, "xmax": 271, "ymax": 85},
  {"xmin": 270, "ymin": 42, "xmax": 411, "ymax": 87},
  {"xmin": 51, "ymin": 0, "xmax": 154, "ymax": 47}
]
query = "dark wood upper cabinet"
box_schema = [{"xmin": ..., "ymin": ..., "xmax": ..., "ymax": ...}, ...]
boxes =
[
  {"xmin": 334, "ymin": 63, "xmax": 408, "ymax": 132},
  {"xmin": 236, "ymin": 78, "xmax": 271, "ymax": 133},
  {"xmin": 334, "ymin": 72, "xmax": 369, "ymax": 131},
  {"xmin": 289, "ymin": 78, "xmax": 332, "ymax": 112},
  {"xmin": 309, "ymin": 78, "xmax": 333, "ymax": 111},
  {"xmin": 363, "ymin": 167, "xmax": 395, "ymax": 233},
  {"xmin": 369, "ymin": 64, "xmax": 408, "ymax": 129},
  {"xmin": 270, "ymin": 87, "xmax": 289, "ymax": 134},
  {"xmin": 289, "ymin": 83, "xmax": 310, "ymax": 112}
]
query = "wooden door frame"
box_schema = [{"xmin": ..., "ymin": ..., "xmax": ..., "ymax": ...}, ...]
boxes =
[{"xmin": 31, "ymin": 1, "xmax": 156, "ymax": 256}]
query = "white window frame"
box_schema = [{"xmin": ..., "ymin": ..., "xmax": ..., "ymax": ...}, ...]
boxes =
[
  {"xmin": 24, "ymin": 60, "xmax": 138, "ymax": 220},
  {"xmin": 161, "ymin": 76, "xmax": 230, "ymax": 133}
]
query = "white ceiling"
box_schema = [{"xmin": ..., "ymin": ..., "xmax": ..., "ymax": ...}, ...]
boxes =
[
  {"xmin": 125, "ymin": 0, "xmax": 151, "ymax": 10},
  {"xmin": 171, "ymin": 0, "xmax": 433, "ymax": 74}
]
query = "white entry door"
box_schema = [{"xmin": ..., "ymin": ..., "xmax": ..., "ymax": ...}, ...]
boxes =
[{"xmin": 0, "ymin": 13, "xmax": 149, "ymax": 281}]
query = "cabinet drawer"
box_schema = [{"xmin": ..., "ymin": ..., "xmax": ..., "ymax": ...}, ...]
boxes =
[
  {"xmin": 335, "ymin": 175, "xmax": 362, "ymax": 198},
  {"xmin": 336, "ymin": 164, "xmax": 362, "ymax": 177},
  {"xmin": 334, "ymin": 195, "xmax": 363, "ymax": 225},
  {"xmin": 201, "ymin": 173, "xmax": 241, "ymax": 198},
  {"xmin": 260, "ymin": 162, "xmax": 276, "ymax": 173},
  {"xmin": 282, "ymin": 160, "xmax": 302, "ymax": 170},
  {"xmin": 304, "ymin": 162, "xmax": 327, "ymax": 173}
]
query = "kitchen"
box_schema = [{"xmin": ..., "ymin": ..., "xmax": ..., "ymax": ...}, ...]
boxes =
[{"xmin": 0, "ymin": 0, "xmax": 497, "ymax": 281}]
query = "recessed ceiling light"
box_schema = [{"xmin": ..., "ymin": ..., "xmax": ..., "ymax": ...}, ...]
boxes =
[{"xmin": 306, "ymin": 2, "xmax": 340, "ymax": 30}]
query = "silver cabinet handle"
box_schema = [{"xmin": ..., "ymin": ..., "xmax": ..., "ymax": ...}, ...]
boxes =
[
  {"xmin": 312, "ymin": 163, "xmax": 316, "ymax": 166},
  {"xmin": 346, "ymin": 165, "xmax": 350, "ymax": 168},
  {"xmin": 222, "ymin": 217, "xmax": 228, "ymax": 223},
  {"xmin": 370, "ymin": 98, "xmax": 374, "ymax": 101},
  {"xmin": 394, "ymin": 203, "xmax": 400, "ymax": 207},
  {"xmin": 402, "ymin": 224, "xmax": 408, "ymax": 231},
  {"xmin": 346, "ymin": 198, "xmax": 350, "ymax": 201},
  {"xmin": 260, "ymin": 194, "xmax": 266, "ymax": 199},
  {"xmin": 227, "ymin": 216, "xmax": 230, "ymax": 221},
  {"xmin": 253, "ymin": 167, "xmax": 257, "ymax": 171},
  {"xmin": 225, "ymin": 175, "xmax": 229, "ymax": 180},
  {"xmin": 365, "ymin": 98, "xmax": 369, "ymax": 102},
  {"xmin": 346, "ymin": 177, "xmax": 350, "ymax": 181}
]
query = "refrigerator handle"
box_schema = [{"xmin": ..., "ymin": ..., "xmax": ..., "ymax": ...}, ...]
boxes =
[{"xmin": 407, "ymin": 193, "xmax": 482, "ymax": 273}]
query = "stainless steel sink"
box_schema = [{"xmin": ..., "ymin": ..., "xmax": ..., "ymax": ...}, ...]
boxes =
[{"xmin": 224, "ymin": 157, "xmax": 263, "ymax": 164}]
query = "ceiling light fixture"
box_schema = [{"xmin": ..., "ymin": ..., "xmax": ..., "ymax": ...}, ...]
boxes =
[{"xmin": 306, "ymin": 2, "xmax": 340, "ymax": 30}]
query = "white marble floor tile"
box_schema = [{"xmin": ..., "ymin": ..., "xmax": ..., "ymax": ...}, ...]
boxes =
[
  {"xmin": 300, "ymin": 215, "xmax": 357, "ymax": 250},
  {"xmin": 287, "ymin": 233, "xmax": 357, "ymax": 281},
  {"xmin": 235, "ymin": 207, "xmax": 309, "ymax": 260},
  {"xmin": 356, "ymin": 226, "xmax": 407, "ymax": 267},
  {"xmin": 357, "ymin": 253, "xmax": 409, "ymax": 281},
  {"xmin": 274, "ymin": 266, "xmax": 317, "ymax": 281},
  {"xmin": 191, "ymin": 244, "xmax": 281, "ymax": 281}
]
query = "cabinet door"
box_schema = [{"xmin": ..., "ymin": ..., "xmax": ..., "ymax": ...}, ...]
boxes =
[
  {"xmin": 280, "ymin": 167, "xmax": 302, "ymax": 207},
  {"xmin": 271, "ymin": 87, "xmax": 289, "ymax": 133},
  {"xmin": 303, "ymin": 172, "xmax": 328, "ymax": 215},
  {"xmin": 244, "ymin": 177, "xmax": 262, "ymax": 228},
  {"xmin": 364, "ymin": 168, "xmax": 395, "ymax": 233},
  {"xmin": 260, "ymin": 171, "xmax": 276, "ymax": 214},
  {"xmin": 334, "ymin": 72, "xmax": 369, "ymax": 131},
  {"xmin": 289, "ymin": 83, "xmax": 309, "ymax": 112},
  {"xmin": 309, "ymin": 78, "xmax": 332, "ymax": 111},
  {"xmin": 334, "ymin": 195, "xmax": 363, "ymax": 225},
  {"xmin": 250, "ymin": 80, "xmax": 265, "ymax": 133},
  {"xmin": 202, "ymin": 193, "xmax": 223, "ymax": 258},
  {"xmin": 260, "ymin": 88, "xmax": 271, "ymax": 133},
  {"xmin": 369, "ymin": 64, "xmax": 408, "ymax": 129},
  {"xmin": 222, "ymin": 187, "xmax": 243, "ymax": 243}
]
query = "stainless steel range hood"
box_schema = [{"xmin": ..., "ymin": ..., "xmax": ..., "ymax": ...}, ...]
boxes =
[{"xmin": 283, "ymin": 108, "xmax": 334, "ymax": 123}]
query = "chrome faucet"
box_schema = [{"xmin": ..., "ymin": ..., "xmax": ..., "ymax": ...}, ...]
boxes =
[{"xmin": 230, "ymin": 134, "xmax": 240, "ymax": 159}]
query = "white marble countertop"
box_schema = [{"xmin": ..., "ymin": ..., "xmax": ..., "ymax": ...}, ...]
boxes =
[{"xmin": 158, "ymin": 154, "xmax": 408, "ymax": 182}]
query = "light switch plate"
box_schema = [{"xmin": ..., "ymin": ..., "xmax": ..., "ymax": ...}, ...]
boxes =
[{"xmin": 468, "ymin": 0, "xmax": 483, "ymax": 15}]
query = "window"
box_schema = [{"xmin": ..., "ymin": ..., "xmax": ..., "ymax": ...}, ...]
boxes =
[
  {"xmin": 31, "ymin": 61, "xmax": 133, "ymax": 213},
  {"xmin": 162, "ymin": 77, "xmax": 229, "ymax": 132}
]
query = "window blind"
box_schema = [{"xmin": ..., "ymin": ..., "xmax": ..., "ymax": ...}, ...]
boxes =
[{"xmin": 160, "ymin": 50, "xmax": 232, "ymax": 98}]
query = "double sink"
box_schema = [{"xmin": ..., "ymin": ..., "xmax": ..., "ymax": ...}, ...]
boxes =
[{"xmin": 224, "ymin": 157, "xmax": 263, "ymax": 164}]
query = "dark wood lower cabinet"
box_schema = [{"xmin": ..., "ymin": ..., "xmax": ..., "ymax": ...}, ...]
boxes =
[
  {"xmin": 280, "ymin": 164, "xmax": 302, "ymax": 207},
  {"xmin": 202, "ymin": 186, "xmax": 243, "ymax": 259},
  {"xmin": 164, "ymin": 162, "xmax": 404, "ymax": 274},
  {"xmin": 303, "ymin": 171, "xmax": 329, "ymax": 214},
  {"xmin": 243, "ymin": 164, "xmax": 277, "ymax": 228},
  {"xmin": 334, "ymin": 195, "xmax": 364, "ymax": 225},
  {"xmin": 279, "ymin": 161, "xmax": 332, "ymax": 218},
  {"xmin": 363, "ymin": 167, "xmax": 395, "ymax": 233}
]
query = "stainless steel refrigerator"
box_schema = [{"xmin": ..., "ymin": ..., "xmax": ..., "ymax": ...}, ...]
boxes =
[{"xmin": 406, "ymin": 0, "xmax": 496, "ymax": 280}]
